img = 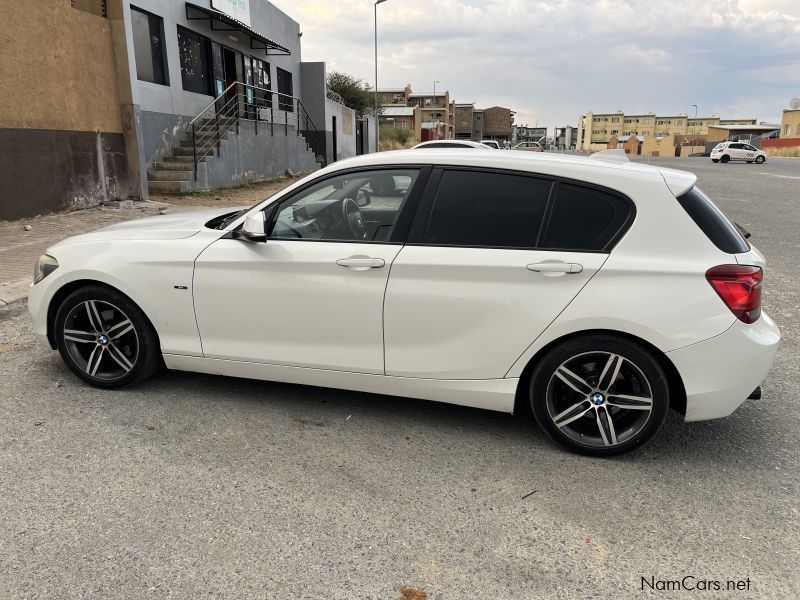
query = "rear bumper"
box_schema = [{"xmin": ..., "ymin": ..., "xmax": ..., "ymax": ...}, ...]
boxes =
[{"xmin": 667, "ymin": 313, "xmax": 780, "ymax": 421}]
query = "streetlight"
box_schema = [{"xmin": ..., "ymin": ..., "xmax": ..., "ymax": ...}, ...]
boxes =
[{"xmin": 374, "ymin": 0, "xmax": 388, "ymax": 152}]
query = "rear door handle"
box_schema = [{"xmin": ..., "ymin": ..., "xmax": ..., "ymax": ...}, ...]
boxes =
[
  {"xmin": 526, "ymin": 262, "xmax": 583, "ymax": 274},
  {"xmin": 336, "ymin": 256, "xmax": 386, "ymax": 270}
]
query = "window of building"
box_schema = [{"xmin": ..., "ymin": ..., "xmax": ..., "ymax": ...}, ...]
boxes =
[
  {"xmin": 610, "ymin": 129, "xmax": 618, "ymax": 135},
  {"xmin": 785, "ymin": 125, "xmax": 792, "ymax": 136},
  {"xmin": 131, "ymin": 6, "xmax": 168, "ymax": 86},
  {"xmin": 178, "ymin": 26, "xmax": 213, "ymax": 95},
  {"xmin": 611, "ymin": 117, "xmax": 619, "ymax": 123},
  {"xmin": 423, "ymin": 170, "xmax": 551, "ymax": 248},
  {"xmin": 276, "ymin": 67, "xmax": 293, "ymax": 111},
  {"xmin": 541, "ymin": 183, "xmax": 632, "ymax": 251}
]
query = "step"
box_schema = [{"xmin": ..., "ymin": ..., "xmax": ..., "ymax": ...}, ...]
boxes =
[
  {"xmin": 172, "ymin": 146, "xmax": 214, "ymax": 157},
  {"xmin": 148, "ymin": 180, "xmax": 190, "ymax": 194},
  {"xmin": 151, "ymin": 161, "xmax": 197, "ymax": 171},
  {"xmin": 161, "ymin": 155, "xmax": 200, "ymax": 163},
  {"xmin": 178, "ymin": 137, "xmax": 225, "ymax": 149},
  {"xmin": 147, "ymin": 170, "xmax": 194, "ymax": 182}
]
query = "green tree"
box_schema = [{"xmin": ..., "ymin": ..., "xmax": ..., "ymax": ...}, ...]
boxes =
[{"xmin": 326, "ymin": 71, "xmax": 376, "ymax": 118}]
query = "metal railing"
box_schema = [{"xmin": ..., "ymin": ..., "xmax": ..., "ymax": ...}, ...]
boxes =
[{"xmin": 186, "ymin": 82, "xmax": 323, "ymax": 177}]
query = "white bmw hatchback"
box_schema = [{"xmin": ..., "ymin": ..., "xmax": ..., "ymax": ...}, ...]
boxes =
[{"xmin": 29, "ymin": 149, "xmax": 779, "ymax": 455}]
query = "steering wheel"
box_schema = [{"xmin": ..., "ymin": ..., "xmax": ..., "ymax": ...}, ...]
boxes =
[{"xmin": 342, "ymin": 197, "xmax": 368, "ymax": 239}]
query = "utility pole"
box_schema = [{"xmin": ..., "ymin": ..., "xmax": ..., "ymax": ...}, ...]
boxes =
[{"xmin": 374, "ymin": 0, "xmax": 388, "ymax": 152}]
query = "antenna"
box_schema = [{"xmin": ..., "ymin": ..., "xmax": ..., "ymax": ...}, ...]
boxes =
[{"xmin": 790, "ymin": 98, "xmax": 800, "ymax": 110}]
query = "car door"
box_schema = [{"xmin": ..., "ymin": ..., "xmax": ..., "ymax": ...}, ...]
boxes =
[
  {"xmin": 193, "ymin": 167, "xmax": 427, "ymax": 374},
  {"xmin": 743, "ymin": 144, "xmax": 758, "ymax": 161},
  {"xmin": 728, "ymin": 143, "xmax": 746, "ymax": 161},
  {"xmin": 383, "ymin": 169, "xmax": 632, "ymax": 379}
]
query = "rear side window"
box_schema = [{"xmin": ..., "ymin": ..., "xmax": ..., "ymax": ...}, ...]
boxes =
[
  {"xmin": 676, "ymin": 187, "xmax": 749, "ymax": 254},
  {"xmin": 424, "ymin": 170, "xmax": 551, "ymax": 247},
  {"xmin": 542, "ymin": 183, "xmax": 632, "ymax": 251}
]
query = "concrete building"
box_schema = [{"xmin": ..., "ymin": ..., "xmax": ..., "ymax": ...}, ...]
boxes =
[
  {"xmin": 780, "ymin": 109, "xmax": 800, "ymax": 138},
  {"xmin": 472, "ymin": 109, "xmax": 485, "ymax": 141},
  {"xmin": 512, "ymin": 125, "xmax": 547, "ymax": 144},
  {"xmin": 377, "ymin": 85, "xmax": 412, "ymax": 107},
  {"xmin": 482, "ymin": 106, "xmax": 515, "ymax": 142},
  {"xmin": 553, "ymin": 126, "xmax": 577, "ymax": 150},
  {"xmin": 378, "ymin": 106, "xmax": 422, "ymax": 142},
  {"xmin": 408, "ymin": 91, "xmax": 452, "ymax": 140},
  {"xmin": 576, "ymin": 111, "xmax": 758, "ymax": 151},
  {"xmin": 0, "ymin": 0, "xmax": 370, "ymax": 220},
  {"xmin": 454, "ymin": 104, "xmax": 474, "ymax": 139}
]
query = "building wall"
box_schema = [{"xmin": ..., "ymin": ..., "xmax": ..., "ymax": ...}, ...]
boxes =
[
  {"xmin": 193, "ymin": 121, "xmax": 317, "ymax": 189},
  {"xmin": 0, "ymin": 0, "xmax": 122, "ymax": 133},
  {"xmin": 0, "ymin": 0, "xmax": 133, "ymax": 219},
  {"xmin": 483, "ymin": 107, "xmax": 513, "ymax": 139},
  {"xmin": 454, "ymin": 105, "xmax": 473, "ymax": 138},
  {"xmin": 780, "ymin": 110, "xmax": 800, "ymax": 138}
]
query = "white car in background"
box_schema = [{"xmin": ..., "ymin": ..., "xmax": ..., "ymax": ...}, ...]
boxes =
[
  {"xmin": 28, "ymin": 149, "xmax": 779, "ymax": 456},
  {"xmin": 711, "ymin": 141, "xmax": 767, "ymax": 164},
  {"xmin": 479, "ymin": 140, "xmax": 501, "ymax": 149},
  {"xmin": 513, "ymin": 141, "xmax": 544, "ymax": 152}
]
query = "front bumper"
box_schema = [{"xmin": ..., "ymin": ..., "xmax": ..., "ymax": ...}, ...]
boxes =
[{"xmin": 667, "ymin": 313, "xmax": 780, "ymax": 421}]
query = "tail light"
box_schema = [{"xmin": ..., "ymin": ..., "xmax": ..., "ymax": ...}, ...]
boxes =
[{"xmin": 705, "ymin": 265, "xmax": 762, "ymax": 323}]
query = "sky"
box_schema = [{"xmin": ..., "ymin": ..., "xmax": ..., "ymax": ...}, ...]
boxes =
[{"xmin": 267, "ymin": 0, "xmax": 800, "ymax": 129}]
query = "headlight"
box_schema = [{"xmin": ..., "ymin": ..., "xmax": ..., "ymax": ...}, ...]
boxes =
[{"xmin": 33, "ymin": 254, "xmax": 58, "ymax": 284}]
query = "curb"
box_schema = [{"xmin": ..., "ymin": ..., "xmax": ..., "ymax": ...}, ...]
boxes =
[{"xmin": 0, "ymin": 278, "xmax": 30, "ymax": 307}]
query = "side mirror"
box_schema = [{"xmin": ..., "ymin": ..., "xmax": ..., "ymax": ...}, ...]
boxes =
[{"xmin": 239, "ymin": 211, "xmax": 266, "ymax": 242}]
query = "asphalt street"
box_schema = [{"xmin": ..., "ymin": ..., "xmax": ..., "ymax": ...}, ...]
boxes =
[{"xmin": 1, "ymin": 157, "xmax": 798, "ymax": 599}]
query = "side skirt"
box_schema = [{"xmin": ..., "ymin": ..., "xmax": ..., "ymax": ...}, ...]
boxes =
[{"xmin": 163, "ymin": 354, "xmax": 517, "ymax": 413}]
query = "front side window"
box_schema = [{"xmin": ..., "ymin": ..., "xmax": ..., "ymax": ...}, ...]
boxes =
[
  {"xmin": 178, "ymin": 26, "xmax": 212, "ymax": 95},
  {"xmin": 131, "ymin": 6, "xmax": 168, "ymax": 85},
  {"xmin": 269, "ymin": 170, "xmax": 419, "ymax": 243},
  {"xmin": 423, "ymin": 170, "xmax": 551, "ymax": 248},
  {"xmin": 542, "ymin": 183, "xmax": 632, "ymax": 251}
]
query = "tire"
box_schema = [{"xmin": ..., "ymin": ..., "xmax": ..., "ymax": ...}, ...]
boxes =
[
  {"xmin": 720, "ymin": 155, "xmax": 730, "ymax": 163},
  {"xmin": 755, "ymin": 155, "xmax": 765, "ymax": 164},
  {"xmin": 746, "ymin": 160, "xmax": 753, "ymax": 164},
  {"xmin": 711, "ymin": 159, "xmax": 719, "ymax": 163},
  {"xmin": 53, "ymin": 285, "xmax": 163, "ymax": 388},
  {"xmin": 529, "ymin": 334, "xmax": 670, "ymax": 456}
]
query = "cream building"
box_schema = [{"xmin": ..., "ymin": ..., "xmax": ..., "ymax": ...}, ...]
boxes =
[{"xmin": 576, "ymin": 111, "xmax": 757, "ymax": 151}]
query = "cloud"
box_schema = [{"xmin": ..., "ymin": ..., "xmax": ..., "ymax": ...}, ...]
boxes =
[{"xmin": 270, "ymin": 0, "xmax": 800, "ymax": 127}]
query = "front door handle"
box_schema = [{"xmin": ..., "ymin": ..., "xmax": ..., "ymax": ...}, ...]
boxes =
[
  {"xmin": 336, "ymin": 256, "xmax": 386, "ymax": 270},
  {"xmin": 527, "ymin": 262, "xmax": 583, "ymax": 274}
]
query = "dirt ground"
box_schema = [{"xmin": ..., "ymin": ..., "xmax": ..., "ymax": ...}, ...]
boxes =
[{"xmin": 150, "ymin": 175, "xmax": 305, "ymax": 208}]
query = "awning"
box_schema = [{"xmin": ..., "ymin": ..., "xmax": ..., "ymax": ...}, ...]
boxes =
[{"xmin": 185, "ymin": 3, "xmax": 291, "ymax": 56}]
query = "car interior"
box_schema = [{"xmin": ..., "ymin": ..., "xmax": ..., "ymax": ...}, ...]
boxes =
[{"xmin": 270, "ymin": 171, "xmax": 417, "ymax": 242}]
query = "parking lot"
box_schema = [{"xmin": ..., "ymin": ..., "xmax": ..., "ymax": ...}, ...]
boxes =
[{"xmin": 1, "ymin": 157, "xmax": 798, "ymax": 598}]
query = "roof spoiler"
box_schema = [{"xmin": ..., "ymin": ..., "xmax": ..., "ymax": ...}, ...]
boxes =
[{"xmin": 590, "ymin": 149, "xmax": 629, "ymax": 164}]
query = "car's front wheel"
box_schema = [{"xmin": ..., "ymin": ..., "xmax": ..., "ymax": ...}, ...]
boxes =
[
  {"xmin": 711, "ymin": 159, "xmax": 719, "ymax": 163},
  {"xmin": 755, "ymin": 155, "xmax": 765, "ymax": 164},
  {"xmin": 54, "ymin": 285, "xmax": 162, "ymax": 388},
  {"xmin": 529, "ymin": 335, "xmax": 670, "ymax": 456}
]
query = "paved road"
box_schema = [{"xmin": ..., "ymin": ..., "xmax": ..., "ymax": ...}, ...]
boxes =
[{"xmin": 1, "ymin": 158, "xmax": 798, "ymax": 598}]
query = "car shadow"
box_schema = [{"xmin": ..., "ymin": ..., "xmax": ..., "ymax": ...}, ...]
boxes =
[{"xmin": 129, "ymin": 368, "xmax": 773, "ymax": 467}]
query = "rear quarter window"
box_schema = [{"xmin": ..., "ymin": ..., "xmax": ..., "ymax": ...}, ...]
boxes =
[
  {"xmin": 675, "ymin": 186, "xmax": 749, "ymax": 254},
  {"xmin": 541, "ymin": 183, "xmax": 633, "ymax": 251}
]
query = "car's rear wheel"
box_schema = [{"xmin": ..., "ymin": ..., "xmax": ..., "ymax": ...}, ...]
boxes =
[
  {"xmin": 720, "ymin": 154, "xmax": 730, "ymax": 163},
  {"xmin": 755, "ymin": 155, "xmax": 765, "ymax": 164},
  {"xmin": 530, "ymin": 335, "xmax": 670, "ymax": 456},
  {"xmin": 711, "ymin": 159, "xmax": 719, "ymax": 163},
  {"xmin": 54, "ymin": 285, "xmax": 162, "ymax": 388}
]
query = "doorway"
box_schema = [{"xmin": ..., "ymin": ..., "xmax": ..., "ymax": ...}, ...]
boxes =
[{"xmin": 332, "ymin": 115, "xmax": 337, "ymax": 162}]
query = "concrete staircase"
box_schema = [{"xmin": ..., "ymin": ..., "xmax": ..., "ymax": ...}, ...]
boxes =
[{"xmin": 147, "ymin": 118, "xmax": 235, "ymax": 194}]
